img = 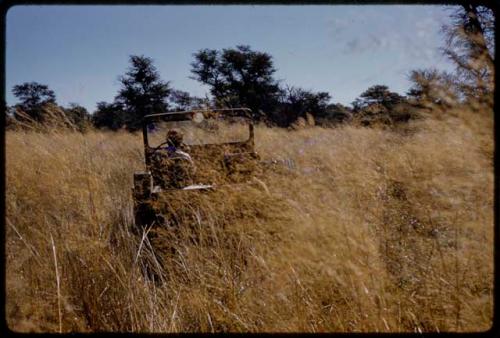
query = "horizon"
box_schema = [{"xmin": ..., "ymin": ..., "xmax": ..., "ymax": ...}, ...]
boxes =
[{"xmin": 6, "ymin": 4, "xmax": 456, "ymax": 112}]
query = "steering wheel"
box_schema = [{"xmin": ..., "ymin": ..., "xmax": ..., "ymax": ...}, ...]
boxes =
[
  {"xmin": 150, "ymin": 141, "xmax": 170, "ymax": 154},
  {"xmin": 150, "ymin": 141, "xmax": 192, "ymax": 155},
  {"xmin": 149, "ymin": 142, "xmax": 196, "ymax": 176}
]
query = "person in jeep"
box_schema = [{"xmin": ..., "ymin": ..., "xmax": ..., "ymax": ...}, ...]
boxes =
[
  {"xmin": 164, "ymin": 129, "xmax": 192, "ymax": 162},
  {"xmin": 150, "ymin": 129, "xmax": 194, "ymax": 189}
]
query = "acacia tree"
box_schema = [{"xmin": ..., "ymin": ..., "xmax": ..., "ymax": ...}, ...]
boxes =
[
  {"xmin": 12, "ymin": 82, "xmax": 56, "ymax": 122},
  {"xmin": 272, "ymin": 86, "xmax": 331, "ymax": 126},
  {"xmin": 406, "ymin": 4, "xmax": 495, "ymax": 109},
  {"xmin": 92, "ymin": 101, "xmax": 125, "ymax": 131},
  {"xmin": 190, "ymin": 45, "xmax": 282, "ymax": 120},
  {"xmin": 352, "ymin": 85, "xmax": 405, "ymax": 111},
  {"xmin": 442, "ymin": 4, "xmax": 495, "ymax": 102},
  {"xmin": 407, "ymin": 69, "xmax": 459, "ymax": 108},
  {"xmin": 116, "ymin": 55, "xmax": 171, "ymax": 131},
  {"xmin": 322, "ymin": 103, "xmax": 353, "ymax": 125},
  {"xmin": 351, "ymin": 85, "xmax": 412, "ymax": 125},
  {"xmin": 169, "ymin": 89, "xmax": 207, "ymax": 111},
  {"xmin": 63, "ymin": 103, "xmax": 90, "ymax": 131}
]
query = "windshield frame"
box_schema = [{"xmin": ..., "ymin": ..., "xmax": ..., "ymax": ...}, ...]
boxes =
[{"xmin": 141, "ymin": 108, "xmax": 254, "ymax": 166}]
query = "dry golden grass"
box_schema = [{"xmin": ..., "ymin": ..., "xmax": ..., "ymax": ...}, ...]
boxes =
[{"xmin": 5, "ymin": 104, "xmax": 493, "ymax": 333}]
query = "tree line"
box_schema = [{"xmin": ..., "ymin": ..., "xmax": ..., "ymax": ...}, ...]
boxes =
[{"xmin": 5, "ymin": 4, "xmax": 494, "ymax": 132}]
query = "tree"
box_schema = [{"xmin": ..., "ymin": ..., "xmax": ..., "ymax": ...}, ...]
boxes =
[
  {"xmin": 272, "ymin": 86, "xmax": 331, "ymax": 126},
  {"xmin": 190, "ymin": 45, "xmax": 282, "ymax": 120},
  {"xmin": 352, "ymin": 85, "xmax": 405, "ymax": 112},
  {"xmin": 92, "ymin": 102, "xmax": 125, "ymax": 131},
  {"xmin": 351, "ymin": 85, "xmax": 412, "ymax": 126},
  {"xmin": 63, "ymin": 103, "xmax": 90, "ymax": 132},
  {"xmin": 12, "ymin": 82, "xmax": 56, "ymax": 122},
  {"xmin": 116, "ymin": 55, "xmax": 171, "ymax": 131},
  {"xmin": 442, "ymin": 4, "xmax": 495, "ymax": 102},
  {"xmin": 321, "ymin": 103, "xmax": 353, "ymax": 125},
  {"xmin": 169, "ymin": 90, "xmax": 207, "ymax": 111},
  {"xmin": 407, "ymin": 69, "xmax": 459, "ymax": 108}
]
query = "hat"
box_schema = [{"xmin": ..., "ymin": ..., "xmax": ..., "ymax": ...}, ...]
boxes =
[{"xmin": 166, "ymin": 129, "xmax": 183, "ymax": 147}]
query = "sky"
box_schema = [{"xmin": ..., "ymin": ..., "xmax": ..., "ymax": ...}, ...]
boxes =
[{"xmin": 6, "ymin": 5, "xmax": 457, "ymax": 112}]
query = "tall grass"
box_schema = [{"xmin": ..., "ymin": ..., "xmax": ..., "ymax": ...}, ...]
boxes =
[{"xmin": 5, "ymin": 104, "xmax": 493, "ymax": 332}]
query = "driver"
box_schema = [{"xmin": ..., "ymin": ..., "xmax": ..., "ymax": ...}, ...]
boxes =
[{"xmin": 164, "ymin": 129, "xmax": 192, "ymax": 163}]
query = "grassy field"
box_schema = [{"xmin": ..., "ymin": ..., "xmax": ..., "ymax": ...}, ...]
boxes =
[{"xmin": 5, "ymin": 105, "xmax": 493, "ymax": 332}]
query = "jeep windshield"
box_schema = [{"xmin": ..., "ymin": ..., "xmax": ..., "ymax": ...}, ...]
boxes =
[{"xmin": 147, "ymin": 114, "xmax": 251, "ymax": 148}]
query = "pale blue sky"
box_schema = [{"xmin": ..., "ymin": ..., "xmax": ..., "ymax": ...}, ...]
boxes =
[{"xmin": 6, "ymin": 5, "xmax": 456, "ymax": 112}]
